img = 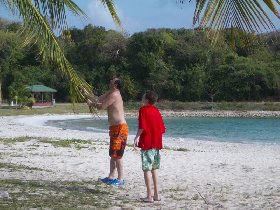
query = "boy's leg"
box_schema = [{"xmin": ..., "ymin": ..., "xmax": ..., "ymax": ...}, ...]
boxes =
[
  {"xmin": 151, "ymin": 149, "xmax": 161, "ymax": 200},
  {"xmin": 108, "ymin": 158, "xmax": 116, "ymax": 179},
  {"xmin": 116, "ymin": 158, "xmax": 124, "ymax": 180},
  {"xmin": 151, "ymin": 169, "xmax": 160, "ymax": 200},
  {"xmin": 143, "ymin": 170, "xmax": 153, "ymax": 201}
]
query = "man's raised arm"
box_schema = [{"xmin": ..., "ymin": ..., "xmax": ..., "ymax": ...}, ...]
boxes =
[
  {"xmin": 80, "ymin": 87, "xmax": 116, "ymax": 110},
  {"xmin": 81, "ymin": 87, "xmax": 109, "ymax": 102},
  {"xmin": 95, "ymin": 92, "xmax": 117, "ymax": 110},
  {"xmin": 98, "ymin": 92, "xmax": 110, "ymax": 103}
]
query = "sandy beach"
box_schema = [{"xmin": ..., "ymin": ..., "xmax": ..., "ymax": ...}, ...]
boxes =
[{"xmin": 0, "ymin": 114, "xmax": 280, "ymax": 209}]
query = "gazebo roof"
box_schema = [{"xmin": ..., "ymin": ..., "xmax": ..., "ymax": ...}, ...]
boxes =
[{"xmin": 29, "ymin": 85, "xmax": 57, "ymax": 93}]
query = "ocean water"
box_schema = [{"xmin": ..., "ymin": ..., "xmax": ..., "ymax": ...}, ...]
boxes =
[{"xmin": 46, "ymin": 117, "xmax": 280, "ymax": 144}]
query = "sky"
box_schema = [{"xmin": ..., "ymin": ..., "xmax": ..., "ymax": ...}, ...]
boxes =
[
  {"xmin": 67, "ymin": 0, "xmax": 197, "ymax": 35},
  {"xmin": 0, "ymin": 0, "xmax": 279, "ymax": 35}
]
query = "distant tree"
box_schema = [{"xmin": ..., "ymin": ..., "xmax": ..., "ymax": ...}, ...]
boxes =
[
  {"xmin": 0, "ymin": 0, "xmax": 279, "ymax": 105},
  {"xmin": 0, "ymin": 0, "xmax": 121, "ymax": 104},
  {"xmin": 1, "ymin": 21, "xmax": 280, "ymax": 103},
  {"xmin": 0, "ymin": 30, "xmax": 22, "ymax": 104}
]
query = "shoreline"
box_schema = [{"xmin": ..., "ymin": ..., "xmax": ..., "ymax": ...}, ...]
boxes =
[
  {"xmin": 0, "ymin": 114, "xmax": 280, "ymax": 209},
  {"xmin": 2, "ymin": 113, "xmax": 280, "ymax": 145},
  {"xmin": 127, "ymin": 110, "xmax": 280, "ymax": 118},
  {"xmin": 2, "ymin": 105, "xmax": 280, "ymax": 118}
]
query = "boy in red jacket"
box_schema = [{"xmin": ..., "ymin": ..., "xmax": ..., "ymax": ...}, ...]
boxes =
[{"xmin": 134, "ymin": 90, "xmax": 166, "ymax": 203}]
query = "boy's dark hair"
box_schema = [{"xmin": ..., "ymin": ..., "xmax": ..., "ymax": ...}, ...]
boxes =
[
  {"xmin": 145, "ymin": 90, "xmax": 158, "ymax": 105},
  {"xmin": 114, "ymin": 79, "xmax": 124, "ymax": 90}
]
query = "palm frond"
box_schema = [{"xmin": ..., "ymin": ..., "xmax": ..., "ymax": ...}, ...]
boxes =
[
  {"xmin": 178, "ymin": 0, "xmax": 279, "ymax": 44},
  {"xmin": 263, "ymin": 0, "xmax": 280, "ymax": 18},
  {"xmin": 0, "ymin": 0, "xmax": 122, "ymax": 111},
  {"xmin": 192, "ymin": 0, "xmax": 279, "ymax": 32},
  {"xmin": 98, "ymin": 0, "xmax": 122, "ymax": 29},
  {"xmin": 33, "ymin": 0, "xmax": 87, "ymax": 33},
  {"xmin": 2, "ymin": 0, "xmax": 91, "ymax": 105}
]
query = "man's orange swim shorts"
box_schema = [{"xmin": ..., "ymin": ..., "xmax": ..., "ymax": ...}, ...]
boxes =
[{"xmin": 109, "ymin": 123, "xmax": 129, "ymax": 159}]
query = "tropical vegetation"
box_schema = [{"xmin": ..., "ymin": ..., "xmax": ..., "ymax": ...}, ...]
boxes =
[
  {"xmin": 0, "ymin": 20, "xmax": 279, "ymax": 103},
  {"xmin": 0, "ymin": 0, "xmax": 279, "ymax": 104}
]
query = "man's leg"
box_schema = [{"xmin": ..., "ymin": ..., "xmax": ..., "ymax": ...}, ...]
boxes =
[
  {"xmin": 143, "ymin": 170, "xmax": 153, "ymax": 201},
  {"xmin": 116, "ymin": 158, "xmax": 124, "ymax": 180},
  {"xmin": 108, "ymin": 158, "xmax": 116, "ymax": 179},
  {"xmin": 151, "ymin": 169, "xmax": 160, "ymax": 200}
]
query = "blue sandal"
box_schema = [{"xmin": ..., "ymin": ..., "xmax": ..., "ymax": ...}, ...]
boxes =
[
  {"xmin": 98, "ymin": 177, "xmax": 113, "ymax": 184},
  {"xmin": 109, "ymin": 179, "xmax": 125, "ymax": 186}
]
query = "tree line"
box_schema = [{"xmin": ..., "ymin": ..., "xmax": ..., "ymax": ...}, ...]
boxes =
[{"xmin": 0, "ymin": 19, "xmax": 280, "ymax": 103}]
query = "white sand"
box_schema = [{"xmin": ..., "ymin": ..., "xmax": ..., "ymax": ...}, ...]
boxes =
[{"xmin": 0, "ymin": 114, "xmax": 280, "ymax": 209}]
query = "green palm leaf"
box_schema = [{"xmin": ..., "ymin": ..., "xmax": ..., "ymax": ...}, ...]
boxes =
[
  {"xmin": 99, "ymin": 0, "xmax": 122, "ymax": 28},
  {"xmin": 180, "ymin": 0, "xmax": 279, "ymax": 43},
  {"xmin": 0, "ymin": 0, "xmax": 121, "ymax": 111},
  {"xmin": 190, "ymin": 0, "xmax": 279, "ymax": 30}
]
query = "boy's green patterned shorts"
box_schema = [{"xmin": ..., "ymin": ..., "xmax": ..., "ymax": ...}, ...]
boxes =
[{"xmin": 141, "ymin": 149, "xmax": 161, "ymax": 171}]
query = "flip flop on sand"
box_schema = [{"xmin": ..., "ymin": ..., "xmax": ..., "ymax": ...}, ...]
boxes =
[{"xmin": 140, "ymin": 197, "xmax": 154, "ymax": 203}]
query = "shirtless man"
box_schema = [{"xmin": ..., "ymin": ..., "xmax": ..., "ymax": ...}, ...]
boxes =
[{"xmin": 82, "ymin": 78, "xmax": 128, "ymax": 186}]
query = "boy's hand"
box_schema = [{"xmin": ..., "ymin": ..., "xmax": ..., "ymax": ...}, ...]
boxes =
[{"xmin": 133, "ymin": 136, "xmax": 139, "ymax": 150}]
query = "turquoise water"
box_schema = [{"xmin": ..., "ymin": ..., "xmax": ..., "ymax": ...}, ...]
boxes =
[{"xmin": 47, "ymin": 117, "xmax": 280, "ymax": 143}]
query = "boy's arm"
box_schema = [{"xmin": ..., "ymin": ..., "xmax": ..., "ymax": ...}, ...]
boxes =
[
  {"xmin": 161, "ymin": 116, "xmax": 166, "ymax": 133},
  {"xmin": 133, "ymin": 108, "xmax": 146, "ymax": 149},
  {"xmin": 133, "ymin": 129, "xmax": 144, "ymax": 149}
]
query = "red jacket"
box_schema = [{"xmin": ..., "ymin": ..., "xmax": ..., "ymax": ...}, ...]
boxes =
[{"xmin": 138, "ymin": 104, "xmax": 166, "ymax": 150}]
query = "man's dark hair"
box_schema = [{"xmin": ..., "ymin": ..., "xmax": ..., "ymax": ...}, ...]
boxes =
[
  {"xmin": 145, "ymin": 90, "xmax": 158, "ymax": 105},
  {"xmin": 114, "ymin": 79, "xmax": 124, "ymax": 90}
]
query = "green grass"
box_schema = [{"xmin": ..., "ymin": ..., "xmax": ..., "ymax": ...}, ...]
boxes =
[
  {"xmin": 164, "ymin": 146, "xmax": 190, "ymax": 152},
  {"xmin": 126, "ymin": 101, "xmax": 280, "ymax": 111},
  {"xmin": 39, "ymin": 139, "xmax": 95, "ymax": 148},
  {"xmin": 1, "ymin": 102, "xmax": 280, "ymax": 117},
  {"xmin": 155, "ymin": 101, "xmax": 280, "ymax": 111},
  {"xmin": 0, "ymin": 144, "xmax": 130, "ymax": 209},
  {"xmin": 0, "ymin": 137, "xmax": 106, "ymax": 151},
  {"xmin": 0, "ymin": 162, "xmax": 43, "ymax": 171},
  {"xmin": 0, "ymin": 137, "xmax": 33, "ymax": 144},
  {"xmin": 0, "ymin": 179, "xmax": 117, "ymax": 209},
  {"xmin": 176, "ymin": 148, "xmax": 191, "ymax": 152},
  {"xmin": 0, "ymin": 103, "xmax": 106, "ymax": 116},
  {"xmin": 212, "ymin": 101, "xmax": 280, "ymax": 111}
]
